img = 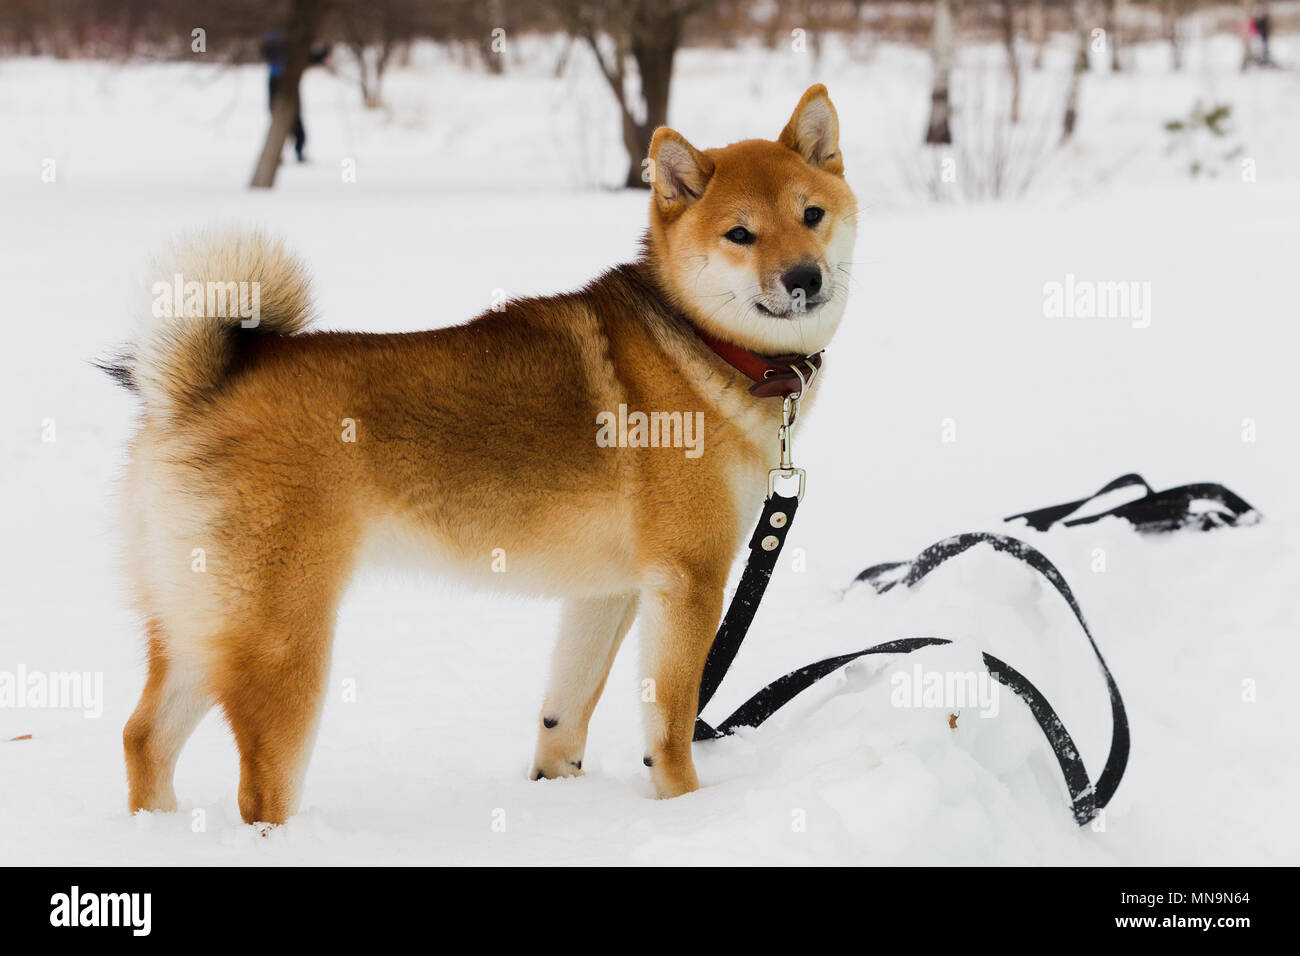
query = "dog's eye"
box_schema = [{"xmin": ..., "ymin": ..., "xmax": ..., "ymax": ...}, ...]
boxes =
[
  {"xmin": 724, "ymin": 226, "xmax": 755, "ymax": 245},
  {"xmin": 804, "ymin": 206, "xmax": 825, "ymax": 226}
]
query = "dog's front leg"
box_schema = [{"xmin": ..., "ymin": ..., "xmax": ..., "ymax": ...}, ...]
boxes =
[
  {"xmin": 639, "ymin": 570, "xmax": 725, "ymax": 798},
  {"xmin": 531, "ymin": 592, "xmax": 639, "ymax": 781}
]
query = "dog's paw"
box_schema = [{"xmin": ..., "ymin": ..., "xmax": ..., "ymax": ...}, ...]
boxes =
[
  {"xmin": 528, "ymin": 756, "xmax": 585, "ymax": 782},
  {"xmin": 646, "ymin": 753, "xmax": 700, "ymax": 799},
  {"xmin": 531, "ymin": 719, "xmax": 588, "ymax": 782}
]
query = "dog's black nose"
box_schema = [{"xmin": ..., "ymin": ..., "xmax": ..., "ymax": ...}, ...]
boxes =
[{"xmin": 781, "ymin": 265, "xmax": 822, "ymax": 300}]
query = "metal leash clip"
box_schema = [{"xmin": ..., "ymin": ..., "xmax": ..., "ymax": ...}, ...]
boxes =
[{"xmin": 767, "ymin": 363, "xmax": 811, "ymax": 501}]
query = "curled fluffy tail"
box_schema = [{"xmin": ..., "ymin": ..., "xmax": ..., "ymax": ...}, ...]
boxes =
[{"xmin": 102, "ymin": 230, "xmax": 314, "ymax": 415}]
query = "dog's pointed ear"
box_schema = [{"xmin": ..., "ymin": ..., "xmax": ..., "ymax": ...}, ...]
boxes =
[
  {"xmin": 648, "ymin": 128, "xmax": 714, "ymax": 211},
  {"xmin": 779, "ymin": 84, "xmax": 843, "ymax": 175}
]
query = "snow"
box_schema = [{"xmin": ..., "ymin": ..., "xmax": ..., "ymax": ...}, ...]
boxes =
[{"xmin": 2, "ymin": 31, "xmax": 1299, "ymax": 865}]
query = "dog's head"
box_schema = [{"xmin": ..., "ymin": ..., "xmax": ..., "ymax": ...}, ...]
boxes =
[{"xmin": 646, "ymin": 84, "xmax": 857, "ymax": 357}]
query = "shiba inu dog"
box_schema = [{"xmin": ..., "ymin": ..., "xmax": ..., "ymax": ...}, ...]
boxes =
[{"xmin": 107, "ymin": 85, "xmax": 857, "ymax": 825}]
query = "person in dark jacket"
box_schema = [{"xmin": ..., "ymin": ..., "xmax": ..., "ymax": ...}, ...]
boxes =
[
  {"xmin": 262, "ymin": 30, "xmax": 332, "ymax": 163},
  {"xmin": 1255, "ymin": 8, "xmax": 1272, "ymax": 66}
]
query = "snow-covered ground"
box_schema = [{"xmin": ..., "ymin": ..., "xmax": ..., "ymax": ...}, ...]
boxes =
[{"xmin": 2, "ymin": 32, "xmax": 1298, "ymax": 865}]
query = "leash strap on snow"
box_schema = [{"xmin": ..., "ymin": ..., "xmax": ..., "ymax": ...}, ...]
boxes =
[
  {"xmin": 695, "ymin": 528, "xmax": 1131, "ymax": 826},
  {"xmin": 862, "ymin": 533, "xmax": 1129, "ymax": 824},
  {"xmin": 694, "ymin": 492, "xmax": 801, "ymax": 738},
  {"xmin": 1006, "ymin": 472, "xmax": 1260, "ymax": 534}
]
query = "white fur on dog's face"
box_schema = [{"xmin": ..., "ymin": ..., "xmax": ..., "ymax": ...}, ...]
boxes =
[{"xmin": 677, "ymin": 208, "xmax": 856, "ymax": 356}]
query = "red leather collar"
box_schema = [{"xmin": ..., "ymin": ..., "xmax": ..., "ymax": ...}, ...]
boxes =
[{"xmin": 693, "ymin": 326, "xmax": 823, "ymax": 398}]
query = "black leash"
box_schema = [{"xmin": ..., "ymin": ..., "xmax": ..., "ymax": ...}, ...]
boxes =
[
  {"xmin": 1006, "ymin": 472, "xmax": 1260, "ymax": 534},
  {"xmin": 694, "ymin": 474, "xmax": 1258, "ymax": 825},
  {"xmin": 694, "ymin": 491, "xmax": 800, "ymax": 729},
  {"xmin": 696, "ymin": 528, "xmax": 1128, "ymax": 824}
]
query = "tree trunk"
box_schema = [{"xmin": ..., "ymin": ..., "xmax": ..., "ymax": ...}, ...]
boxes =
[
  {"xmin": 1165, "ymin": 0, "xmax": 1182, "ymax": 70},
  {"xmin": 801, "ymin": 0, "xmax": 824, "ymax": 67},
  {"xmin": 371, "ymin": 44, "xmax": 393, "ymax": 106},
  {"xmin": 625, "ymin": 11, "xmax": 681, "ymax": 188},
  {"xmin": 1241, "ymin": 0, "xmax": 1255, "ymax": 71},
  {"xmin": 350, "ymin": 41, "xmax": 383, "ymax": 108},
  {"xmin": 1062, "ymin": 0, "xmax": 1090, "ymax": 142},
  {"xmin": 1104, "ymin": 0, "xmax": 1121, "ymax": 71},
  {"xmin": 1029, "ymin": 0, "xmax": 1046, "ymax": 70},
  {"xmin": 554, "ymin": 35, "xmax": 573, "ymax": 78},
  {"xmin": 479, "ymin": 0, "xmax": 507, "ymax": 74},
  {"xmin": 925, "ymin": 0, "xmax": 956, "ymax": 146},
  {"xmin": 1000, "ymin": 0, "xmax": 1021, "ymax": 124},
  {"xmin": 251, "ymin": 0, "xmax": 325, "ymax": 189},
  {"xmin": 563, "ymin": 0, "xmax": 690, "ymax": 189}
]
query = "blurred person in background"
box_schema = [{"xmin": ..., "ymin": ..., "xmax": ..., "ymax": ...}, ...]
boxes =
[
  {"xmin": 1255, "ymin": 5, "xmax": 1273, "ymax": 66},
  {"xmin": 262, "ymin": 29, "xmax": 332, "ymax": 163}
]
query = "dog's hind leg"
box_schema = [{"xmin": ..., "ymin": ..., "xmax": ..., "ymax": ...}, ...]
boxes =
[
  {"xmin": 530, "ymin": 592, "xmax": 638, "ymax": 781},
  {"xmin": 206, "ymin": 508, "xmax": 357, "ymax": 827},
  {"xmin": 216, "ymin": 606, "xmax": 337, "ymax": 827},
  {"xmin": 124, "ymin": 622, "xmax": 213, "ymax": 814}
]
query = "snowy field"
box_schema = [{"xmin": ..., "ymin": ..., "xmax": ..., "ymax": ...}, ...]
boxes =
[{"xmin": 2, "ymin": 31, "xmax": 1299, "ymax": 865}]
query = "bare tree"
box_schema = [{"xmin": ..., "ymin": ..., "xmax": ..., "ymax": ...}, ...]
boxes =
[
  {"xmin": 799, "ymin": 0, "xmax": 830, "ymax": 66},
  {"xmin": 1102, "ymin": 0, "xmax": 1121, "ymax": 71},
  {"xmin": 1062, "ymin": 0, "xmax": 1090, "ymax": 142},
  {"xmin": 1028, "ymin": 0, "xmax": 1046, "ymax": 69},
  {"xmin": 999, "ymin": 0, "xmax": 1021, "ymax": 124},
  {"xmin": 925, "ymin": 0, "xmax": 957, "ymax": 145},
  {"xmin": 251, "ymin": 0, "xmax": 327, "ymax": 188},
  {"xmin": 1241, "ymin": 0, "xmax": 1255, "ymax": 70},
  {"xmin": 1164, "ymin": 0, "xmax": 1183, "ymax": 70},
  {"xmin": 473, "ymin": 0, "xmax": 509, "ymax": 74},
  {"xmin": 547, "ymin": 0, "xmax": 715, "ymax": 189},
  {"xmin": 338, "ymin": 1, "xmax": 418, "ymax": 108}
]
